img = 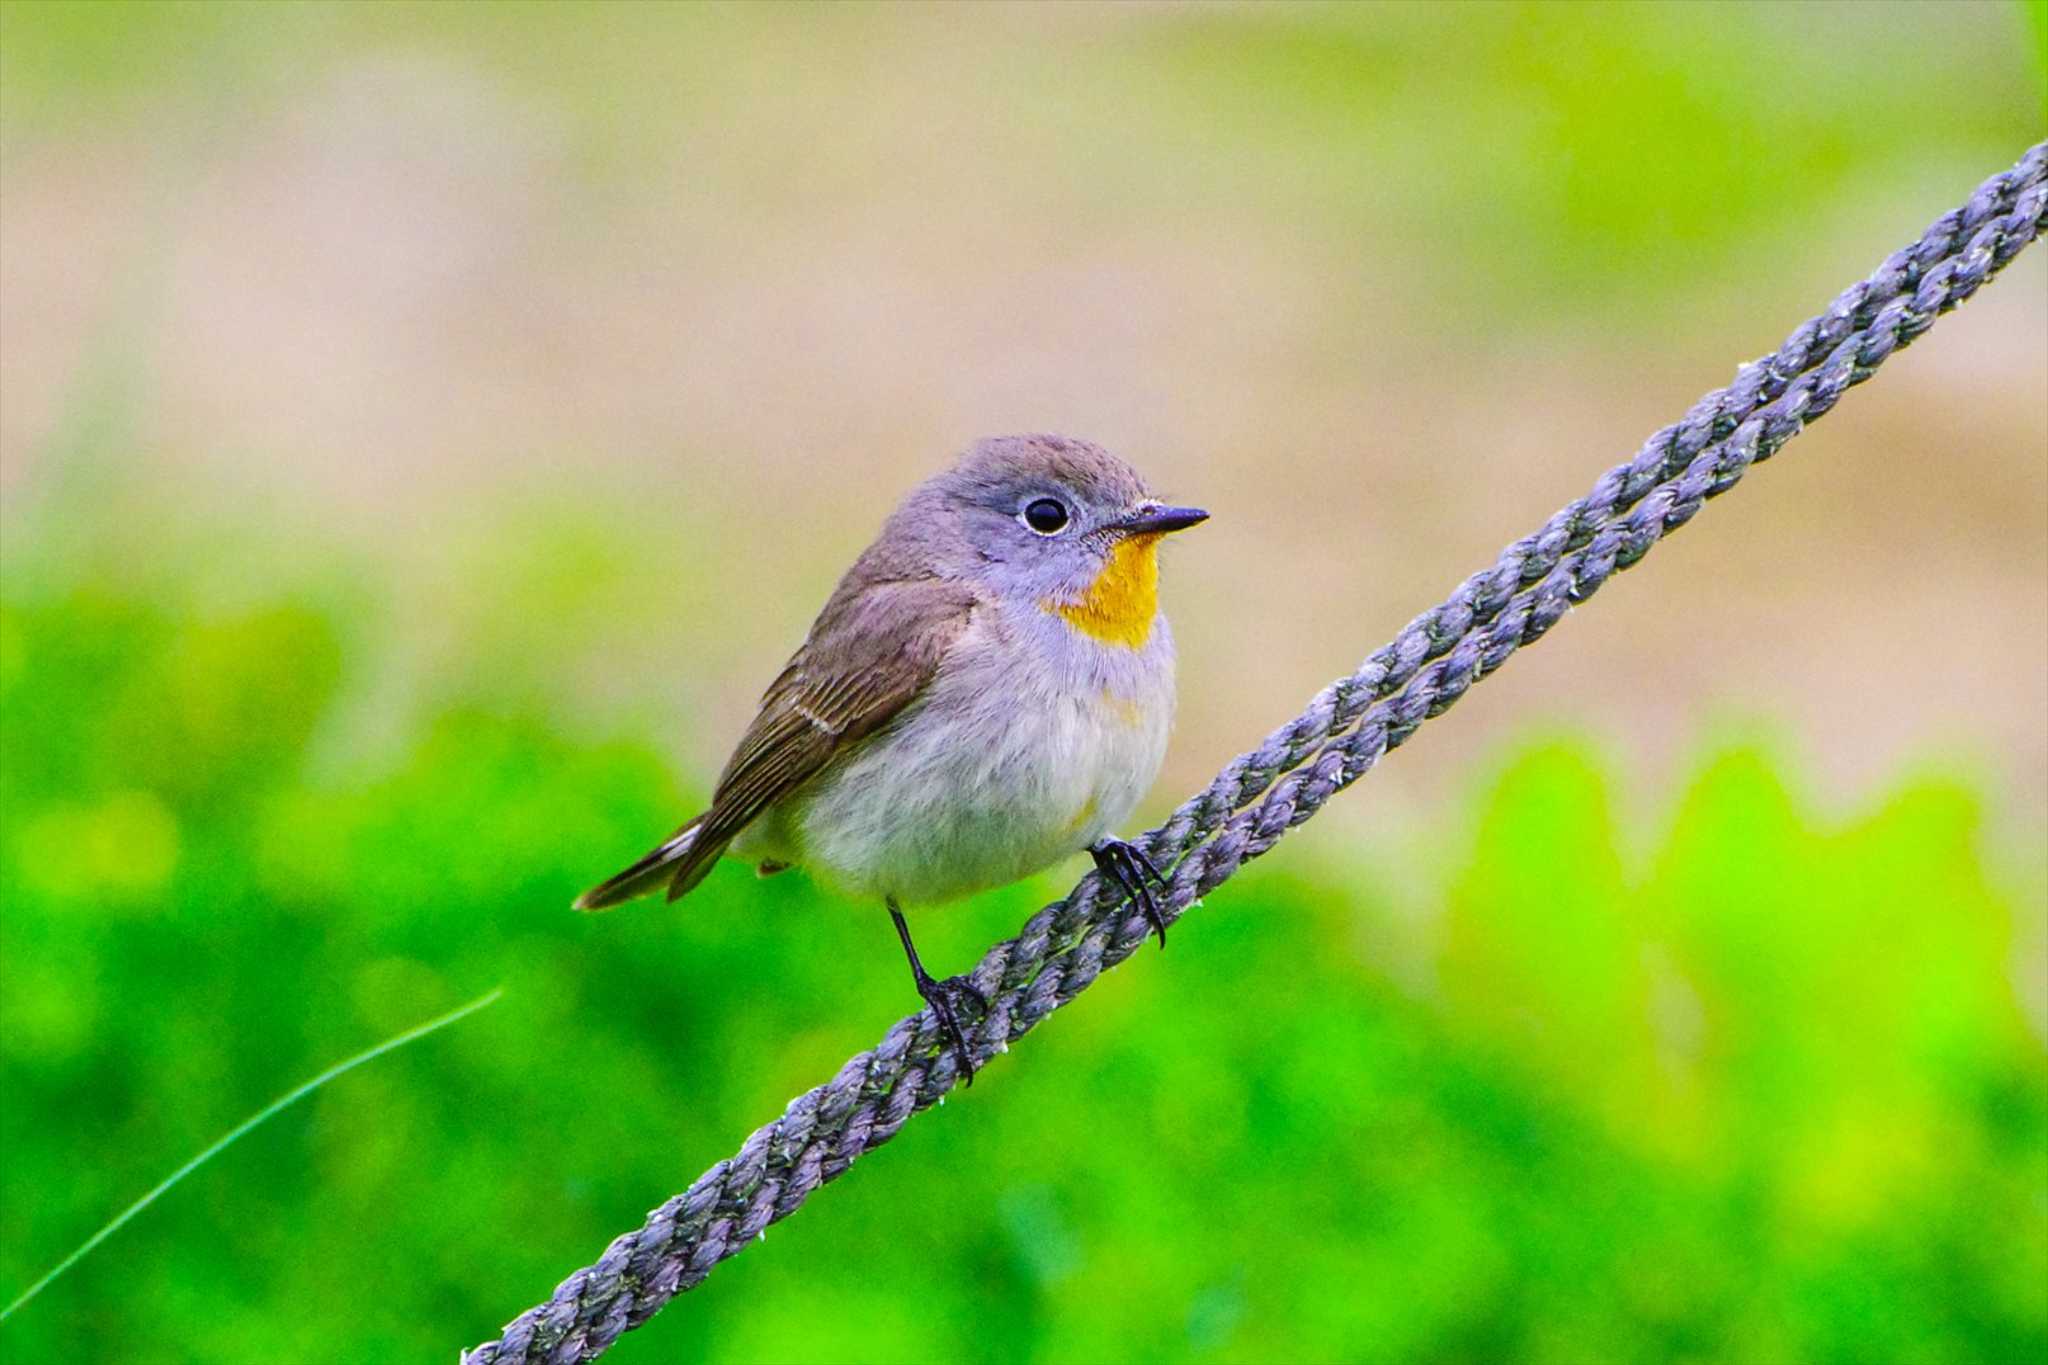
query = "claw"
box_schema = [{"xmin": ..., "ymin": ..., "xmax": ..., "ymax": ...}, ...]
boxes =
[
  {"xmin": 916, "ymin": 974, "xmax": 981, "ymax": 1085},
  {"xmin": 889, "ymin": 899, "xmax": 981, "ymax": 1083},
  {"xmin": 1090, "ymin": 837, "xmax": 1171, "ymax": 949}
]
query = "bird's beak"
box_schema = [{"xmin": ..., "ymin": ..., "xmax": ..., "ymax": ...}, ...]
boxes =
[{"xmin": 1112, "ymin": 503, "xmax": 1210, "ymax": 536}]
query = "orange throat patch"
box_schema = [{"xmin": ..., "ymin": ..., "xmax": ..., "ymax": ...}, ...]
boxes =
[{"xmin": 1048, "ymin": 533, "xmax": 1162, "ymax": 649}]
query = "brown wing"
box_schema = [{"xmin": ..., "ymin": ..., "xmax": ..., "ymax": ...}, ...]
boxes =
[{"xmin": 657, "ymin": 575, "xmax": 978, "ymax": 900}]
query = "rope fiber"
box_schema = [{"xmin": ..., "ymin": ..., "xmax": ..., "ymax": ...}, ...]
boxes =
[{"xmin": 464, "ymin": 143, "xmax": 2047, "ymax": 1365}]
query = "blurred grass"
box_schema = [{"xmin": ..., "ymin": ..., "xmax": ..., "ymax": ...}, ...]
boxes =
[
  {"xmin": 1137, "ymin": 1, "xmax": 2035, "ymax": 311},
  {"xmin": 3, "ymin": 1, "xmax": 2038, "ymax": 314},
  {"xmin": 1, "ymin": 523, "xmax": 2042, "ymax": 1363},
  {"xmin": 1, "ymin": 3, "xmax": 2045, "ymax": 1362}
]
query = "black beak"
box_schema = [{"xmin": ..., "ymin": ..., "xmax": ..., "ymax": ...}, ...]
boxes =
[{"xmin": 1113, "ymin": 503, "xmax": 1210, "ymax": 535}]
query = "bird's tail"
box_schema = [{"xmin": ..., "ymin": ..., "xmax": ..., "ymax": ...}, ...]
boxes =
[{"xmin": 573, "ymin": 817, "xmax": 728, "ymax": 911}]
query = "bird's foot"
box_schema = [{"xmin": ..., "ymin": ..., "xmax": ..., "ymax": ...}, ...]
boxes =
[
  {"xmin": 912, "ymin": 969, "xmax": 987, "ymax": 1085},
  {"xmin": 1090, "ymin": 837, "xmax": 1170, "ymax": 949}
]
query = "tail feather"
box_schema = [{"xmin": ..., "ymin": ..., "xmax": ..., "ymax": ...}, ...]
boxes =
[{"xmin": 574, "ymin": 819, "xmax": 727, "ymax": 911}]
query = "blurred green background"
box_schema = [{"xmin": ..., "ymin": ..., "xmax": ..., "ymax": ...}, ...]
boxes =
[{"xmin": 2, "ymin": 3, "xmax": 2044, "ymax": 1362}]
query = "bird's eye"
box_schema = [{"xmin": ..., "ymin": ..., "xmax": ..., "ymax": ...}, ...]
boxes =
[{"xmin": 1022, "ymin": 497, "xmax": 1070, "ymax": 535}]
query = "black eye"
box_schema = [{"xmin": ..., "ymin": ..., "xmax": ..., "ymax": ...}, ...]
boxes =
[{"xmin": 1022, "ymin": 497, "xmax": 1070, "ymax": 534}]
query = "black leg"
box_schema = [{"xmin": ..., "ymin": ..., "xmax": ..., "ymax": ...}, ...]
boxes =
[
  {"xmin": 1089, "ymin": 837, "xmax": 1170, "ymax": 949},
  {"xmin": 888, "ymin": 899, "xmax": 984, "ymax": 1084}
]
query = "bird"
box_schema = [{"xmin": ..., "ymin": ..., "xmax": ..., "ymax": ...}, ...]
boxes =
[{"xmin": 574, "ymin": 434, "xmax": 1207, "ymax": 1081}]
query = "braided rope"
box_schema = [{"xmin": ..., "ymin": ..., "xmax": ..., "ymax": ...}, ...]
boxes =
[{"xmin": 464, "ymin": 144, "xmax": 2046, "ymax": 1365}]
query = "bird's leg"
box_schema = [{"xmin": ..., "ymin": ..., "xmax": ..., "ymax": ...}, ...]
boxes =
[
  {"xmin": 888, "ymin": 898, "xmax": 985, "ymax": 1084},
  {"xmin": 1090, "ymin": 836, "xmax": 1170, "ymax": 949}
]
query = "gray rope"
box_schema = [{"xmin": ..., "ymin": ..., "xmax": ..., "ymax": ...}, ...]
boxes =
[{"xmin": 463, "ymin": 144, "xmax": 2047, "ymax": 1365}]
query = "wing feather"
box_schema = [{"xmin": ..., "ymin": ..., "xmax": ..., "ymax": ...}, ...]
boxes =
[{"xmin": 657, "ymin": 575, "xmax": 977, "ymax": 899}]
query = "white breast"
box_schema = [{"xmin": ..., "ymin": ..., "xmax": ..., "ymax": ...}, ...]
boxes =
[{"xmin": 752, "ymin": 607, "xmax": 1175, "ymax": 905}]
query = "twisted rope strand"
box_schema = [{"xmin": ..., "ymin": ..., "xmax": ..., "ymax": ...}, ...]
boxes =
[
  {"xmin": 464, "ymin": 144, "xmax": 2046, "ymax": 1365},
  {"xmin": 1131, "ymin": 142, "xmax": 2048, "ymax": 883}
]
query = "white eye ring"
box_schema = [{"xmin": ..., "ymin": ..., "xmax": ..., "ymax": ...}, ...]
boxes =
[{"xmin": 1020, "ymin": 497, "xmax": 1070, "ymax": 535}]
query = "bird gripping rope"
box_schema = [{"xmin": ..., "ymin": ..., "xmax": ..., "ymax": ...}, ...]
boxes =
[{"xmin": 465, "ymin": 143, "xmax": 2048, "ymax": 1365}]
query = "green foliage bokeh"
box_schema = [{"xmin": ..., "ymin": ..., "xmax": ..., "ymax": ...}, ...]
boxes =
[{"xmin": 2, "ymin": 562, "xmax": 2042, "ymax": 1364}]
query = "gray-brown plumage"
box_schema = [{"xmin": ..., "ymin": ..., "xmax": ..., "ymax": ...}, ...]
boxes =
[
  {"xmin": 573, "ymin": 434, "xmax": 1206, "ymax": 1079},
  {"xmin": 575, "ymin": 574, "xmax": 976, "ymax": 909}
]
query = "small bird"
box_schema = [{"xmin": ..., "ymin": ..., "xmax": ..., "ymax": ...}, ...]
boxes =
[{"xmin": 575, "ymin": 434, "xmax": 1207, "ymax": 1079}]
